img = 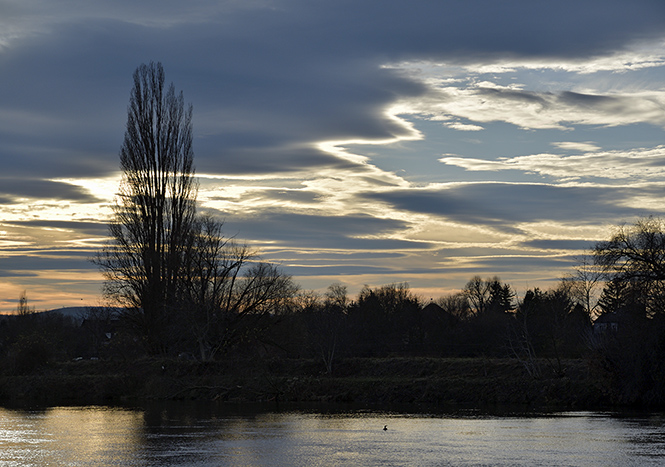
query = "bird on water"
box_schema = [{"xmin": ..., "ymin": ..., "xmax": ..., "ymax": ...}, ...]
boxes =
[{"xmin": 383, "ymin": 425, "xmax": 388, "ymax": 431}]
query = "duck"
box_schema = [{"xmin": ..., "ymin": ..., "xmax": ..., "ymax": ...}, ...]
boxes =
[{"xmin": 383, "ymin": 425, "xmax": 388, "ymax": 431}]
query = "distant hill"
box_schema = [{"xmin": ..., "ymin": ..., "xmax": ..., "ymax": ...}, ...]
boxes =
[{"xmin": 43, "ymin": 306, "xmax": 123, "ymax": 325}]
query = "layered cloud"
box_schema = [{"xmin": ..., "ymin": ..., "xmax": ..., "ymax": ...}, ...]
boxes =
[
  {"xmin": 440, "ymin": 146, "xmax": 665, "ymax": 182},
  {"xmin": 403, "ymin": 82, "xmax": 665, "ymax": 131},
  {"xmin": 363, "ymin": 182, "xmax": 655, "ymax": 231},
  {"xmin": 2, "ymin": 0, "xmax": 664, "ymax": 179},
  {"xmin": 1, "ymin": 0, "xmax": 665, "ymax": 311}
]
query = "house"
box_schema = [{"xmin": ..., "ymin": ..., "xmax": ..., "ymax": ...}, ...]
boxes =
[
  {"xmin": 593, "ymin": 312, "xmax": 619, "ymax": 335},
  {"xmin": 421, "ymin": 301, "xmax": 459, "ymax": 328}
]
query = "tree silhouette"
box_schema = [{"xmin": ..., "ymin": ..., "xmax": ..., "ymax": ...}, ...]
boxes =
[
  {"xmin": 594, "ymin": 216, "xmax": 665, "ymax": 318},
  {"xmin": 95, "ymin": 62, "xmax": 197, "ymax": 354},
  {"xmin": 16, "ymin": 291, "xmax": 35, "ymax": 316}
]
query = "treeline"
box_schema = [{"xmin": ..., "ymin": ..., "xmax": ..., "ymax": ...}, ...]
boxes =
[
  {"xmin": 0, "ymin": 278, "xmax": 589, "ymax": 371},
  {"xmin": 5, "ymin": 216, "xmax": 665, "ymax": 406}
]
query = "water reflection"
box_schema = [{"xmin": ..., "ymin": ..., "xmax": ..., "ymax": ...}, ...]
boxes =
[
  {"xmin": 1, "ymin": 403, "xmax": 665, "ymax": 466},
  {"xmin": 0, "ymin": 405, "xmax": 144, "ymax": 466}
]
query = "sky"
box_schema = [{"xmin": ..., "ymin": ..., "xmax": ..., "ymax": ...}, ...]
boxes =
[{"xmin": 2, "ymin": 0, "xmax": 665, "ymax": 313}]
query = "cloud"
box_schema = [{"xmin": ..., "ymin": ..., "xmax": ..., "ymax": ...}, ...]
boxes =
[
  {"xmin": 6, "ymin": 219, "xmax": 108, "ymax": 237},
  {"xmin": 0, "ymin": 179, "xmax": 102, "ymax": 202},
  {"xmin": 212, "ymin": 211, "xmax": 430, "ymax": 251},
  {"xmin": 0, "ymin": 254, "xmax": 98, "ymax": 275},
  {"xmin": 440, "ymin": 145, "xmax": 665, "ymax": 182},
  {"xmin": 408, "ymin": 84, "xmax": 665, "ymax": 131},
  {"xmin": 363, "ymin": 182, "xmax": 653, "ymax": 232},
  {"xmin": 1, "ymin": 0, "xmax": 665, "ymax": 310},
  {"xmin": 444, "ymin": 121, "xmax": 485, "ymax": 132},
  {"xmin": 428, "ymin": 41, "xmax": 665, "ymax": 75},
  {"xmin": 1, "ymin": 0, "xmax": 664, "ymax": 183},
  {"xmin": 521, "ymin": 239, "xmax": 595, "ymax": 251},
  {"xmin": 551, "ymin": 142, "xmax": 601, "ymax": 152}
]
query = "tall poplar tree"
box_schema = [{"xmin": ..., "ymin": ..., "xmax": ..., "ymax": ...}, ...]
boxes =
[{"xmin": 96, "ymin": 62, "xmax": 197, "ymax": 353}]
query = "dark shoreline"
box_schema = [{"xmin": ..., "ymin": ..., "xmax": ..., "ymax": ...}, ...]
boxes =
[{"xmin": 0, "ymin": 356, "xmax": 626, "ymax": 411}]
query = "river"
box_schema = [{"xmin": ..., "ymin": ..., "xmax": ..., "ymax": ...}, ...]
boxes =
[{"xmin": 1, "ymin": 403, "xmax": 664, "ymax": 466}]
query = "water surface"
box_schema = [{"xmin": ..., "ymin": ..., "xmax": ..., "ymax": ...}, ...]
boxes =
[{"xmin": 1, "ymin": 403, "xmax": 665, "ymax": 466}]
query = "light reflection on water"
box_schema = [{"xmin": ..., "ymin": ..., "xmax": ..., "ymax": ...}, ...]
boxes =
[{"xmin": 1, "ymin": 404, "xmax": 665, "ymax": 466}]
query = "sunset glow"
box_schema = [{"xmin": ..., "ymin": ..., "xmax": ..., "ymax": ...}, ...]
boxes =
[{"xmin": 1, "ymin": 1, "xmax": 665, "ymax": 312}]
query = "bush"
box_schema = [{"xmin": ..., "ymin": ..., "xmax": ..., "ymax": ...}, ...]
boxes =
[{"xmin": 7, "ymin": 334, "xmax": 53, "ymax": 374}]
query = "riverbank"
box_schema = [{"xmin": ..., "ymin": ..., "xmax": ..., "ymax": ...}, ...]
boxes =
[{"xmin": 0, "ymin": 356, "xmax": 617, "ymax": 409}]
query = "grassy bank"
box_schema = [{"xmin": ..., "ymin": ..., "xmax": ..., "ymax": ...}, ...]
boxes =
[{"xmin": 0, "ymin": 357, "xmax": 613, "ymax": 409}]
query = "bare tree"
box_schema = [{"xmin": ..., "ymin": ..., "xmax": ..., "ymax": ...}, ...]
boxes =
[
  {"xmin": 594, "ymin": 216, "xmax": 665, "ymax": 317},
  {"xmin": 595, "ymin": 217, "xmax": 665, "ymax": 282},
  {"xmin": 316, "ymin": 283, "xmax": 348, "ymax": 374},
  {"xmin": 95, "ymin": 62, "xmax": 197, "ymax": 353},
  {"xmin": 564, "ymin": 254, "xmax": 603, "ymax": 317},
  {"xmin": 463, "ymin": 276, "xmax": 513, "ymax": 315},
  {"xmin": 436, "ymin": 293, "xmax": 472, "ymax": 321},
  {"xmin": 508, "ymin": 291, "xmax": 541, "ymax": 378},
  {"xmin": 325, "ymin": 283, "xmax": 348, "ymax": 311},
  {"xmin": 16, "ymin": 291, "xmax": 35, "ymax": 316},
  {"xmin": 178, "ymin": 215, "xmax": 298, "ymax": 360},
  {"xmin": 463, "ymin": 276, "xmax": 490, "ymax": 315}
]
